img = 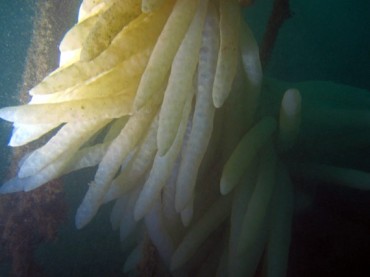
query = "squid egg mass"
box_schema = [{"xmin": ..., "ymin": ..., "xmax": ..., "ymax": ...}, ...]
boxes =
[{"xmin": 1, "ymin": 0, "xmax": 370, "ymax": 276}]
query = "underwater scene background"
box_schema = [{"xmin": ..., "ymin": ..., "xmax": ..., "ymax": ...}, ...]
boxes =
[{"xmin": 0, "ymin": 0, "xmax": 369, "ymax": 276}]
